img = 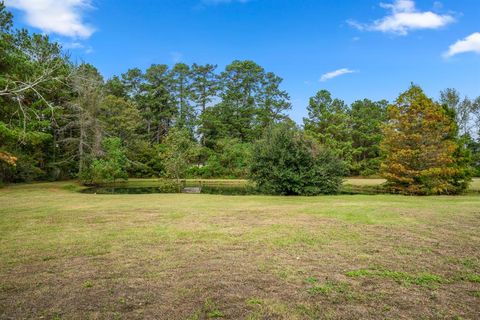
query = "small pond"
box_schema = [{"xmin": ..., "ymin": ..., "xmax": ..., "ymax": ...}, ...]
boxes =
[
  {"xmin": 80, "ymin": 181, "xmax": 259, "ymax": 195},
  {"xmin": 79, "ymin": 180, "xmax": 386, "ymax": 196}
]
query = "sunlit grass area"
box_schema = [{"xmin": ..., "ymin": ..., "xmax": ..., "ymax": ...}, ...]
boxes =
[
  {"xmin": 344, "ymin": 178, "xmax": 387, "ymax": 186},
  {"xmin": 344, "ymin": 177, "xmax": 480, "ymax": 193},
  {"xmin": 470, "ymin": 178, "xmax": 480, "ymax": 191},
  {"xmin": 1, "ymin": 181, "xmax": 479, "ymax": 319}
]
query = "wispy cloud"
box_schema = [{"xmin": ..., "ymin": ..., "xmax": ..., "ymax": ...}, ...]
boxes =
[
  {"xmin": 348, "ymin": 0, "xmax": 454, "ymax": 36},
  {"xmin": 444, "ymin": 32, "xmax": 480, "ymax": 58},
  {"xmin": 62, "ymin": 41, "xmax": 93, "ymax": 54},
  {"xmin": 5, "ymin": 0, "xmax": 95, "ymax": 38},
  {"xmin": 170, "ymin": 51, "xmax": 184, "ymax": 63},
  {"xmin": 62, "ymin": 41, "xmax": 84, "ymax": 49},
  {"xmin": 320, "ymin": 68, "xmax": 357, "ymax": 82}
]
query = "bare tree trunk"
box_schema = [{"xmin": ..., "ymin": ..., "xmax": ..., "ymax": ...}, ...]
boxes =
[
  {"xmin": 156, "ymin": 123, "xmax": 161, "ymax": 144},
  {"xmin": 79, "ymin": 114, "xmax": 85, "ymax": 175},
  {"xmin": 202, "ymin": 87, "xmax": 207, "ymax": 113},
  {"xmin": 93, "ymin": 119, "xmax": 103, "ymax": 157}
]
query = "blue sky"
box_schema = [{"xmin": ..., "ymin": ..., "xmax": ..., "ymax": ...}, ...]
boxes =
[{"xmin": 5, "ymin": 0, "xmax": 480, "ymax": 123}]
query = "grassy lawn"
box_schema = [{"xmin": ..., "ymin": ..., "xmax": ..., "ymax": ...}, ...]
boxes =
[
  {"xmin": 344, "ymin": 177, "xmax": 480, "ymax": 191},
  {"xmin": 344, "ymin": 178, "xmax": 387, "ymax": 186},
  {"xmin": 1, "ymin": 181, "xmax": 479, "ymax": 319},
  {"xmin": 468, "ymin": 178, "xmax": 480, "ymax": 192}
]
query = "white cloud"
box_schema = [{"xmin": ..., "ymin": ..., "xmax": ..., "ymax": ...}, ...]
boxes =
[
  {"xmin": 5, "ymin": 0, "xmax": 95, "ymax": 38},
  {"xmin": 348, "ymin": 0, "xmax": 454, "ymax": 36},
  {"xmin": 320, "ymin": 68, "xmax": 357, "ymax": 82},
  {"xmin": 62, "ymin": 41, "xmax": 84, "ymax": 49},
  {"xmin": 444, "ymin": 32, "xmax": 480, "ymax": 58},
  {"xmin": 62, "ymin": 41, "xmax": 93, "ymax": 54},
  {"xmin": 380, "ymin": 0, "xmax": 415, "ymax": 13}
]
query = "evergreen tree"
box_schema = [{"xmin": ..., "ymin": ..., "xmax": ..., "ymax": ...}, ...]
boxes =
[
  {"xmin": 381, "ymin": 85, "xmax": 471, "ymax": 195},
  {"xmin": 99, "ymin": 95, "xmax": 142, "ymax": 143},
  {"xmin": 304, "ymin": 90, "xmax": 353, "ymax": 169},
  {"xmin": 349, "ymin": 99, "xmax": 387, "ymax": 176},
  {"xmin": 191, "ymin": 63, "xmax": 218, "ymax": 114},
  {"xmin": 256, "ymin": 72, "xmax": 291, "ymax": 130},
  {"xmin": 191, "ymin": 63, "xmax": 218, "ymax": 145},
  {"xmin": 216, "ymin": 60, "xmax": 264, "ymax": 142},
  {"xmin": 440, "ymin": 88, "xmax": 475, "ymax": 137},
  {"xmin": 201, "ymin": 60, "xmax": 290, "ymax": 145},
  {"xmin": 105, "ymin": 76, "xmax": 127, "ymax": 98},
  {"xmin": 169, "ymin": 63, "xmax": 195, "ymax": 134},
  {"xmin": 142, "ymin": 64, "xmax": 176, "ymax": 143},
  {"xmin": 1, "ymin": 3, "xmax": 71, "ymax": 181}
]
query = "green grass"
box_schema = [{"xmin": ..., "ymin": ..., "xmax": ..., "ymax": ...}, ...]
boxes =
[
  {"xmin": 343, "ymin": 177, "xmax": 480, "ymax": 194},
  {"xmin": 306, "ymin": 280, "xmax": 351, "ymax": 296},
  {"xmin": 470, "ymin": 178, "xmax": 480, "ymax": 191},
  {"xmin": 471, "ymin": 290, "xmax": 480, "ymax": 298},
  {"xmin": 344, "ymin": 177, "xmax": 480, "ymax": 189},
  {"xmin": 0, "ymin": 180, "xmax": 479, "ymax": 319},
  {"xmin": 346, "ymin": 269, "xmax": 444, "ymax": 287},
  {"xmin": 456, "ymin": 273, "xmax": 480, "ymax": 283},
  {"xmin": 344, "ymin": 178, "xmax": 387, "ymax": 186},
  {"xmin": 246, "ymin": 298, "xmax": 263, "ymax": 305}
]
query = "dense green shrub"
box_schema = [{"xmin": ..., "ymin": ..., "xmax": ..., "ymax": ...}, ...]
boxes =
[
  {"xmin": 163, "ymin": 128, "xmax": 199, "ymax": 182},
  {"xmin": 465, "ymin": 135, "xmax": 480, "ymax": 177},
  {"xmin": 186, "ymin": 139, "xmax": 252, "ymax": 178},
  {"xmin": 0, "ymin": 152, "xmax": 46, "ymax": 183},
  {"xmin": 204, "ymin": 139, "xmax": 252, "ymax": 178},
  {"xmin": 127, "ymin": 141, "xmax": 165, "ymax": 178},
  {"xmin": 82, "ymin": 138, "xmax": 128, "ymax": 185},
  {"xmin": 250, "ymin": 122, "xmax": 346, "ymax": 195}
]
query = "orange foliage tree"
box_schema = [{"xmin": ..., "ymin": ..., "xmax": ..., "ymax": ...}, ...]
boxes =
[
  {"xmin": 380, "ymin": 85, "xmax": 471, "ymax": 195},
  {"xmin": 0, "ymin": 151, "xmax": 17, "ymax": 166}
]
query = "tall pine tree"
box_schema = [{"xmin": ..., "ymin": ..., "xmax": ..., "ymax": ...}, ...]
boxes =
[{"xmin": 304, "ymin": 90, "xmax": 353, "ymax": 169}]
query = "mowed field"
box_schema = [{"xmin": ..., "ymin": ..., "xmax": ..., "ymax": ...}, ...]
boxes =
[{"xmin": 0, "ymin": 180, "xmax": 479, "ymax": 319}]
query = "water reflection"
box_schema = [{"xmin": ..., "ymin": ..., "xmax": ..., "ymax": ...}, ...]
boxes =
[{"xmin": 81, "ymin": 183, "xmax": 258, "ymax": 195}]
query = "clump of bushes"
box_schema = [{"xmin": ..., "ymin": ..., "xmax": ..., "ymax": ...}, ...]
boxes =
[
  {"xmin": 187, "ymin": 138, "xmax": 252, "ymax": 179},
  {"xmin": 81, "ymin": 138, "xmax": 128, "ymax": 185},
  {"xmin": 250, "ymin": 122, "xmax": 346, "ymax": 195}
]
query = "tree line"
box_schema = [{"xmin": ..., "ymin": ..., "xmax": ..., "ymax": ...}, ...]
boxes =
[{"xmin": 1, "ymin": 4, "xmax": 479, "ymax": 195}]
